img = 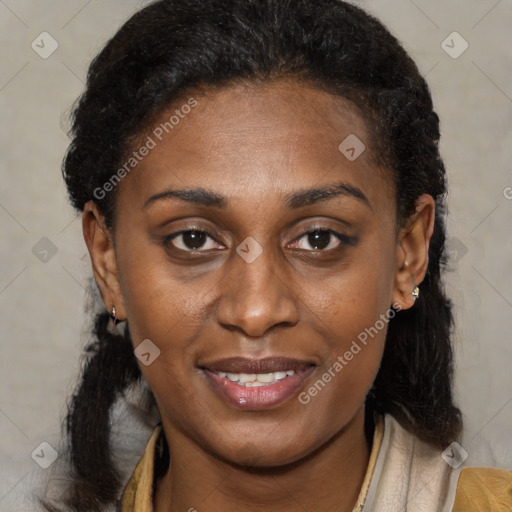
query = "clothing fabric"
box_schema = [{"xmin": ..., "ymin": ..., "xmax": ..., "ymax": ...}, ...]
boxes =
[{"xmin": 119, "ymin": 414, "xmax": 512, "ymax": 511}]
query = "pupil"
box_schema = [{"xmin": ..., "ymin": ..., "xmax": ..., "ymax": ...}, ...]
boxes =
[
  {"xmin": 184, "ymin": 230, "xmax": 206, "ymax": 250},
  {"xmin": 308, "ymin": 230, "xmax": 330, "ymax": 250}
]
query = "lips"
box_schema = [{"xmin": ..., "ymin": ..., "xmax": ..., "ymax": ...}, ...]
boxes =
[
  {"xmin": 199, "ymin": 357, "xmax": 316, "ymax": 410},
  {"xmin": 200, "ymin": 356, "xmax": 314, "ymax": 374}
]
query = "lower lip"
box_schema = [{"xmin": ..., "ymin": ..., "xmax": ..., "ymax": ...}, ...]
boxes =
[{"xmin": 202, "ymin": 367, "xmax": 316, "ymax": 410}]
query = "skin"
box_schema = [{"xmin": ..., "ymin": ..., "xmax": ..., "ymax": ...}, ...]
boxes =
[{"xmin": 83, "ymin": 79, "xmax": 434, "ymax": 512}]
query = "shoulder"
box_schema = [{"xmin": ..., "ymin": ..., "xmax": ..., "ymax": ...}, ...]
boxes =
[
  {"xmin": 363, "ymin": 414, "xmax": 512, "ymax": 512},
  {"xmin": 452, "ymin": 466, "xmax": 512, "ymax": 511}
]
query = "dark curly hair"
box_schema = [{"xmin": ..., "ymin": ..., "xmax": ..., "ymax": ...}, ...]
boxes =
[{"xmin": 45, "ymin": 0, "xmax": 463, "ymax": 510}]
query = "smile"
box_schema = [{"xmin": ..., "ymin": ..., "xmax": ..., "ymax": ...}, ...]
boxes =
[{"xmin": 199, "ymin": 357, "xmax": 316, "ymax": 410}]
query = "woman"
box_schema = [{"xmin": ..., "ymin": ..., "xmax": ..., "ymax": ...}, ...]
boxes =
[{"xmin": 43, "ymin": 0, "xmax": 512, "ymax": 511}]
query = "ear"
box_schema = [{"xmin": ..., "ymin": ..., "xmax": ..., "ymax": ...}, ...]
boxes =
[
  {"xmin": 392, "ymin": 194, "xmax": 435, "ymax": 310},
  {"xmin": 82, "ymin": 200, "xmax": 126, "ymax": 320}
]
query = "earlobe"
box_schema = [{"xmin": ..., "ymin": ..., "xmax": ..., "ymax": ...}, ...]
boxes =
[
  {"xmin": 392, "ymin": 194, "xmax": 435, "ymax": 310},
  {"xmin": 82, "ymin": 201, "xmax": 126, "ymax": 321}
]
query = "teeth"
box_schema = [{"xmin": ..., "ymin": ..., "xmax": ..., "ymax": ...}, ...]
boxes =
[
  {"xmin": 244, "ymin": 381, "xmax": 267, "ymax": 387},
  {"xmin": 256, "ymin": 372, "xmax": 274, "ymax": 383},
  {"xmin": 214, "ymin": 370, "xmax": 296, "ymax": 386},
  {"xmin": 238, "ymin": 373, "xmax": 256, "ymax": 383}
]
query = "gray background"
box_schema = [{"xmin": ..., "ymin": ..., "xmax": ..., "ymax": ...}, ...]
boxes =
[{"xmin": 1, "ymin": 0, "xmax": 511, "ymax": 509}]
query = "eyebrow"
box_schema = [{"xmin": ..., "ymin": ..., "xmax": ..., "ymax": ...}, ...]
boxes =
[{"xmin": 143, "ymin": 181, "xmax": 370, "ymax": 210}]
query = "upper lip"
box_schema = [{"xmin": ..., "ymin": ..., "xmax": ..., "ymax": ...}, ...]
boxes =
[{"xmin": 200, "ymin": 356, "xmax": 315, "ymax": 374}]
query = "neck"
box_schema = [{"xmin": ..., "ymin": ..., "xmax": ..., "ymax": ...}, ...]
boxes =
[{"xmin": 155, "ymin": 407, "xmax": 372, "ymax": 512}]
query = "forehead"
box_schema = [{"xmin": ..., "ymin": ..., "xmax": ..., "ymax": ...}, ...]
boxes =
[{"xmin": 118, "ymin": 79, "xmax": 395, "ymax": 217}]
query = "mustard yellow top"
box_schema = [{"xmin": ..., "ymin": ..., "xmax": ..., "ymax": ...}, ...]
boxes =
[
  {"xmin": 452, "ymin": 466, "xmax": 512, "ymax": 512},
  {"xmin": 120, "ymin": 417, "xmax": 512, "ymax": 511}
]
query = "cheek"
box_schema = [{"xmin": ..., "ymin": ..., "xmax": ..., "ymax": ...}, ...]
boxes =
[
  {"xmin": 295, "ymin": 239, "xmax": 395, "ymax": 418},
  {"xmin": 116, "ymin": 248, "xmax": 213, "ymax": 392},
  {"xmin": 305, "ymin": 301, "xmax": 388, "ymax": 410},
  {"xmin": 117, "ymin": 243, "xmax": 202, "ymax": 339}
]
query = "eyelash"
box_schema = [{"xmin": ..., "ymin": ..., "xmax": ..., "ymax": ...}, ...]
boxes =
[{"xmin": 162, "ymin": 227, "xmax": 354, "ymax": 254}]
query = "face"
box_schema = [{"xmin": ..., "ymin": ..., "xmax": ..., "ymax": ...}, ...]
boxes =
[{"xmin": 84, "ymin": 79, "xmax": 433, "ymax": 467}]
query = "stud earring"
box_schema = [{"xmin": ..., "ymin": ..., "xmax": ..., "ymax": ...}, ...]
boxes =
[{"xmin": 412, "ymin": 286, "xmax": 420, "ymax": 303}]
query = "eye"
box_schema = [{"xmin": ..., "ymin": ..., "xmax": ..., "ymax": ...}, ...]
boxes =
[
  {"xmin": 164, "ymin": 229, "xmax": 224, "ymax": 252},
  {"xmin": 163, "ymin": 227, "xmax": 354, "ymax": 254},
  {"xmin": 289, "ymin": 229, "xmax": 350, "ymax": 251}
]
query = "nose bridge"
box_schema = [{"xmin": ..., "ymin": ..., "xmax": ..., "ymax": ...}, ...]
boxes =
[{"xmin": 216, "ymin": 240, "xmax": 299, "ymax": 337}]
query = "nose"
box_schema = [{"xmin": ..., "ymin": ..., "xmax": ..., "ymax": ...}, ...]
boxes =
[{"xmin": 216, "ymin": 247, "xmax": 299, "ymax": 338}]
